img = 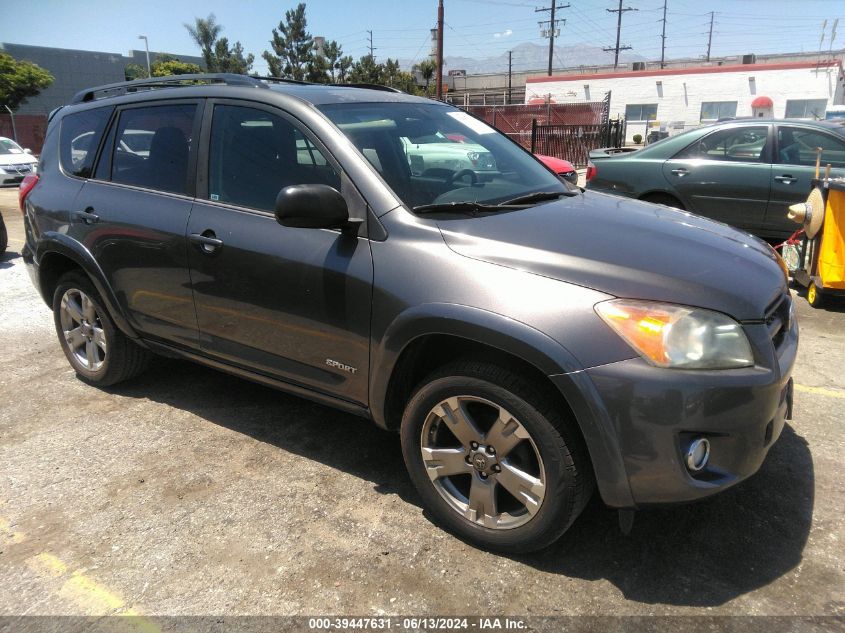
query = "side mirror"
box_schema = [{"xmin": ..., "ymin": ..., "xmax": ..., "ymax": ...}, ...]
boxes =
[
  {"xmin": 274, "ymin": 184, "xmax": 351, "ymax": 230},
  {"xmin": 23, "ymin": 148, "xmax": 33, "ymax": 155}
]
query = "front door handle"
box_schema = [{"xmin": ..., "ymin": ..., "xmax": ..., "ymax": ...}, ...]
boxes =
[
  {"xmin": 670, "ymin": 168, "xmax": 688, "ymax": 176},
  {"xmin": 774, "ymin": 174, "xmax": 797, "ymax": 184},
  {"xmin": 75, "ymin": 208, "xmax": 100, "ymax": 224},
  {"xmin": 190, "ymin": 231, "xmax": 224, "ymax": 254}
]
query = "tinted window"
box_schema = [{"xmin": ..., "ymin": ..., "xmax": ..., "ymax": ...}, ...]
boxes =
[
  {"xmin": 109, "ymin": 104, "xmax": 196, "ymax": 195},
  {"xmin": 784, "ymin": 99, "xmax": 828, "ymax": 119},
  {"xmin": 60, "ymin": 107, "xmax": 112, "ymax": 178},
  {"xmin": 777, "ymin": 126, "xmax": 845, "ymax": 168},
  {"xmin": 700, "ymin": 101, "xmax": 737, "ymax": 121},
  {"xmin": 208, "ymin": 105, "xmax": 340, "ymax": 212},
  {"xmin": 676, "ymin": 126, "xmax": 768, "ymax": 163},
  {"xmin": 625, "ymin": 103, "xmax": 658, "ymax": 121}
]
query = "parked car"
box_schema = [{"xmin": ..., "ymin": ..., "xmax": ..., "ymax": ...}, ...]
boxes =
[
  {"xmin": 22, "ymin": 75, "xmax": 796, "ymax": 553},
  {"xmin": 0, "ymin": 136, "xmax": 38, "ymax": 185},
  {"xmin": 535, "ymin": 154, "xmax": 578, "ymax": 185},
  {"xmin": 587, "ymin": 118, "xmax": 845, "ymax": 238},
  {"xmin": 401, "ymin": 131, "xmax": 497, "ymax": 180}
]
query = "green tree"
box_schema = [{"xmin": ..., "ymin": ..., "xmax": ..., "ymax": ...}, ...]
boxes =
[
  {"xmin": 152, "ymin": 59, "xmax": 202, "ymax": 77},
  {"xmin": 214, "ymin": 38, "xmax": 254, "ymax": 74},
  {"xmin": 263, "ymin": 3, "xmax": 313, "ymax": 80},
  {"xmin": 348, "ymin": 55, "xmax": 382, "ymax": 84},
  {"xmin": 0, "ymin": 52, "xmax": 54, "ymax": 111},
  {"xmin": 323, "ymin": 40, "xmax": 342, "ymax": 82},
  {"xmin": 413, "ymin": 58, "xmax": 437, "ymax": 95},
  {"xmin": 305, "ymin": 54, "xmax": 330, "ymax": 83},
  {"xmin": 336, "ymin": 55, "xmax": 354, "ymax": 83},
  {"xmin": 124, "ymin": 63, "xmax": 149, "ymax": 81},
  {"xmin": 184, "ymin": 13, "xmax": 222, "ymax": 71}
]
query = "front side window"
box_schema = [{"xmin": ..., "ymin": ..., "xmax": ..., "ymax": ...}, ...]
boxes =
[
  {"xmin": 207, "ymin": 104, "xmax": 340, "ymax": 212},
  {"xmin": 60, "ymin": 107, "xmax": 113, "ymax": 178},
  {"xmin": 777, "ymin": 126, "xmax": 845, "ymax": 168},
  {"xmin": 109, "ymin": 104, "xmax": 197, "ymax": 195},
  {"xmin": 676, "ymin": 126, "xmax": 769, "ymax": 163},
  {"xmin": 700, "ymin": 101, "xmax": 737, "ymax": 121},
  {"xmin": 318, "ymin": 102, "xmax": 565, "ymax": 210},
  {"xmin": 784, "ymin": 99, "xmax": 828, "ymax": 119},
  {"xmin": 625, "ymin": 103, "xmax": 658, "ymax": 121}
]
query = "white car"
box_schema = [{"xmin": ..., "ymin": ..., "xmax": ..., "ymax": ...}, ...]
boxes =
[
  {"xmin": 0, "ymin": 137, "xmax": 38, "ymax": 185},
  {"xmin": 401, "ymin": 132, "xmax": 497, "ymax": 180}
]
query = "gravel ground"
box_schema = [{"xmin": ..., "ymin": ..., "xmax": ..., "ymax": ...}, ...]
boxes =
[{"xmin": 0, "ymin": 187, "xmax": 843, "ymax": 627}]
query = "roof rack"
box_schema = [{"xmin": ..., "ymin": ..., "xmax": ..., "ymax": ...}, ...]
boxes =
[
  {"xmin": 71, "ymin": 73, "xmax": 268, "ymax": 104},
  {"xmin": 330, "ymin": 83, "xmax": 403, "ymax": 93},
  {"xmin": 249, "ymin": 75, "xmax": 313, "ymax": 86}
]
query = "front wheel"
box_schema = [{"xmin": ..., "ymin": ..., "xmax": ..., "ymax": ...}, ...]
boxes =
[
  {"xmin": 400, "ymin": 361, "xmax": 593, "ymax": 553},
  {"xmin": 53, "ymin": 272, "xmax": 151, "ymax": 386}
]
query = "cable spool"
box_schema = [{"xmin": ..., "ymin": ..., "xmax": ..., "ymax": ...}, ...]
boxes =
[{"xmin": 787, "ymin": 187, "xmax": 825, "ymax": 239}]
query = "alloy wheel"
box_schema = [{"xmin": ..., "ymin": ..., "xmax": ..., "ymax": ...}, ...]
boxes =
[{"xmin": 59, "ymin": 288, "xmax": 107, "ymax": 372}]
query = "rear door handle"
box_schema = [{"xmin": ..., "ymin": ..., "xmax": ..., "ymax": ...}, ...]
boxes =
[
  {"xmin": 774, "ymin": 175, "xmax": 797, "ymax": 184},
  {"xmin": 670, "ymin": 168, "xmax": 688, "ymax": 176},
  {"xmin": 190, "ymin": 231, "xmax": 224, "ymax": 254},
  {"xmin": 75, "ymin": 208, "xmax": 100, "ymax": 224}
]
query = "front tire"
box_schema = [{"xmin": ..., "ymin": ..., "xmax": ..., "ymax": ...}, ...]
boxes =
[
  {"xmin": 400, "ymin": 361, "xmax": 593, "ymax": 553},
  {"xmin": 52, "ymin": 272, "xmax": 150, "ymax": 386}
]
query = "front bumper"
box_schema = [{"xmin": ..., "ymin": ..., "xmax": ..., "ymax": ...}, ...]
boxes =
[{"xmin": 567, "ymin": 316, "xmax": 798, "ymax": 507}]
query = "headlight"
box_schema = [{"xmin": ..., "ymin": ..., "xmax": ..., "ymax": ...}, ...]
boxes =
[{"xmin": 595, "ymin": 299, "xmax": 754, "ymax": 369}]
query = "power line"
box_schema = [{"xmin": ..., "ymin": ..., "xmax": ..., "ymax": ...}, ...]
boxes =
[
  {"xmin": 536, "ymin": 2, "xmax": 570, "ymax": 76},
  {"xmin": 603, "ymin": 0, "xmax": 638, "ymax": 69}
]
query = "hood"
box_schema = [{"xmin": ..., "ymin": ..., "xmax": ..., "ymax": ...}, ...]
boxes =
[
  {"xmin": 0, "ymin": 153, "xmax": 37, "ymax": 166},
  {"xmin": 437, "ymin": 191, "xmax": 786, "ymax": 321}
]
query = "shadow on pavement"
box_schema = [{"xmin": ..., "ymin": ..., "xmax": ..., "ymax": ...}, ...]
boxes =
[{"xmin": 110, "ymin": 358, "xmax": 814, "ymax": 608}]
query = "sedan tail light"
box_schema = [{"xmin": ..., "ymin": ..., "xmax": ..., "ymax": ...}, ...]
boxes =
[
  {"xmin": 585, "ymin": 161, "xmax": 597, "ymax": 182},
  {"xmin": 19, "ymin": 174, "xmax": 39, "ymax": 213}
]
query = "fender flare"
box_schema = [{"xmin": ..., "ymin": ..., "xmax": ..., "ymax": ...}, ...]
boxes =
[
  {"xmin": 369, "ymin": 302, "xmax": 634, "ymax": 508},
  {"xmin": 35, "ymin": 232, "xmax": 141, "ymax": 340}
]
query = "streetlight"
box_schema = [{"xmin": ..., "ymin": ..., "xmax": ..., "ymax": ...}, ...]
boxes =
[{"xmin": 138, "ymin": 35, "xmax": 151, "ymax": 77}]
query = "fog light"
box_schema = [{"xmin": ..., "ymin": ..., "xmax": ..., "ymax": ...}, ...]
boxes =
[{"xmin": 685, "ymin": 438, "xmax": 710, "ymax": 472}]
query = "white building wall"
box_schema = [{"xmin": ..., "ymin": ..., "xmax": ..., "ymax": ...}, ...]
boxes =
[{"xmin": 525, "ymin": 63, "xmax": 844, "ymax": 144}]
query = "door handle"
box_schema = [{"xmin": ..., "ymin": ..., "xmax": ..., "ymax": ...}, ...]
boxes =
[
  {"xmin": 670, "ymin": 168, "xmax": 688, "ymax": 176},
  {"xmin": 75, "ymin": 208, "xmax": 100, "ymax": 224},
  {"xmin": 190, "ymin": 231, "xmax": 224, "ymax": 254},
  {"xmin": 774, "ymin": 175, "xmax": 797, "ymax": 184}
]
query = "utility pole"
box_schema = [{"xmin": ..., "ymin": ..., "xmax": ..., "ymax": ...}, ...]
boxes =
[
  {"xmin": 436, "ymin": 0, "xmax": 444, "ymax": 100},
  {"xmin": 367, "ymin": 30, "xmax": 376, "ymax": 59},
  {"xmin": 536, "ymin": 2, "xmax": 569, "ymax": 76},
  {"xmin": 706, "ymin": 12, "xmax": 714, "ymax": 61},
  {"xmin": 659, "ymin": 0, "xmax": 667, "ymax": 69},
  {"xmin": 507, "ymin": 50, "xmax": 513, "ymax": 104},
  {"xmin": 603, "ymin": 0, "xmax": 637, "ymax": 70}
]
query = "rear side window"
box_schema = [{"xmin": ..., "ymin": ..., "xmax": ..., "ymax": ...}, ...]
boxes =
[
  {"xmin": 60, "ymin": 107, "xmax": 112, "ymax": 178},
  {"xmin": 676, "ymin": 126, "xmax": 769, "ymax": 163},
  {"xmin": 108, "ymin": 104, "xmax": 197, "ymax": 195}
]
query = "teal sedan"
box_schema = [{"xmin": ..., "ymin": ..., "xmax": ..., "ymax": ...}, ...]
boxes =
[{"xmin": 586, "ymin": 119, "xmax": 845, "ymax": 238}]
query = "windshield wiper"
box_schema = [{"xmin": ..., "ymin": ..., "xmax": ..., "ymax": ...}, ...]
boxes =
[
  {"xmin": 413, "ymin": 201, "xmax": 521, "ymax": 215},
  {"xmin": 497, "ymin": 190, "xmax": 576, "ymax": 205}
]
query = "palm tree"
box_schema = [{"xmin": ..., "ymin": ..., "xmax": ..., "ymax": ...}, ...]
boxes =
[
  {"xmin": 184, "ymin": 14, "xmax": 222, "ymax": 72},
  {"xmin": 413, "ymin": 59, "xmax": 437, "ymax": 95}
]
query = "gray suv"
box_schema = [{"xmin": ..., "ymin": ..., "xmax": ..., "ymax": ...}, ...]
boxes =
[{"xmin": 21, "ymin": 74, "xmax": 797, "ymax": 553}]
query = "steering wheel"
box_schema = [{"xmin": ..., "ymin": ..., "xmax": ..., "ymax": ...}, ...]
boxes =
[{"xmin": 446, "ymin": 168, "xmax": 478, "ymax": 186}]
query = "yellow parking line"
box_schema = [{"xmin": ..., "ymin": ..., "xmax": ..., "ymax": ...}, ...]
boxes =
[
  {"xmin": 794, "ymin": 383, "xmax": 845, "ymax": 399},
  {"xmin": 25, "ymin": 551, "xmax": 162, "ymax": 631}
]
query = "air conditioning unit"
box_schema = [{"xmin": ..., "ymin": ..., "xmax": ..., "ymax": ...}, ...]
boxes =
[
  {"xmin": 632, "ymin": 62, "xmax": 646, "ymax": 71},
  {"xmin": 742, "ymin": 54, "xmax": 757, "ymax": 65}
]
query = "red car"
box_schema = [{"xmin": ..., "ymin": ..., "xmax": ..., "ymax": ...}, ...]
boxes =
[{"xmin": 535, "ymin": 154, "xmax": 578, "ymax": 185}]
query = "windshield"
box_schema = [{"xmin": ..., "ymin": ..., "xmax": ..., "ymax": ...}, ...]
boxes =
[
  {"xmin": 0, "ymin": 138, "xmax": 25, "ymax": 156},
  {"xmin": 318, "ymin": 102, "xmax": 567, "ymax": 210}
]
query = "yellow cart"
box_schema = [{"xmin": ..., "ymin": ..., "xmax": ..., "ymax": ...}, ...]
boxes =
[{"xmin": 788, "ymin": 177, "xmax": 845, "ymax": 308}]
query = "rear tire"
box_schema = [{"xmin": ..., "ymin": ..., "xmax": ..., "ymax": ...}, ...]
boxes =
[
  {"xmin": 807, "ymin": 282, "xmax": 824, "ymax": 309},
  {"xmin": 641, "ymin": 193, "xmax": 685, "ymax": 210},
  {"xmin": 400, "ymin": 361, "xmax": 593, "ymax": 553},
  {"xmin": 52, "ymin": 271, "xmax": 151, "ymax": 386}
]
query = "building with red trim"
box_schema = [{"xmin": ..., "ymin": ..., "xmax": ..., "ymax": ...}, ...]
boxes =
[{"xmin": 525, "ymin": 60, "xmax": 844, "ymax": 144}]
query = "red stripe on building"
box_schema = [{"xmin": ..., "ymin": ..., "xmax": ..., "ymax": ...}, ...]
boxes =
[{"xmin": 525, "ymin": 60, "xmax": 842, "ymax": 84}]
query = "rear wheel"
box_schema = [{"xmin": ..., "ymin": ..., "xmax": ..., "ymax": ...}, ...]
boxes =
[
  {"xmin": 641, "ymin": 192, "xmax": 685, "ymax": 210},
  {"xmin": 400, "ymin": 361, "xmax": 593, "ymax": 553},
  {"xmin": 807, "ymin": 282, "xmax": 824, "ymax": 309},
  {"xmin": 53, "ymin": 272, "xmax": 151, "ymax": 386}
]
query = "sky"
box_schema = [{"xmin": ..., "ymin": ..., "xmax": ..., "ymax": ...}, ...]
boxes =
[{"xmin": 1, "ymin": 0, "xmax": 843, "ymax": 74}]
